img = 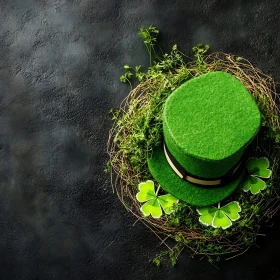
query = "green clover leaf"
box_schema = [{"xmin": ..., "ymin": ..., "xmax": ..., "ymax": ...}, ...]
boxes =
[
  {"xmin": 136, "ymin": 180, "xmax": 178, "ymax": 218},
  {"xmin": 197, "ymin": 201, "xmax": 241, "ymax": 230},
  {"xmin": 242, "ymin": 157, "xmax": 272, "ymax": 195}
]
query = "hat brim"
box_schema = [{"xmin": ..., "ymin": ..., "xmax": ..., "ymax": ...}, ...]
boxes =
[{"xmin": 147, "ymin": 145, "xmax": 245, "ymax": 207}]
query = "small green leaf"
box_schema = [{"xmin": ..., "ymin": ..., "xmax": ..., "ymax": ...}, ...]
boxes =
[
  {"xmin": 242, "ymin": 176, "xmax": 266, "ymax": 195},
  {"xmin": 221, "ymin": 201, "xmax": 241, "ymax": 221},
  {"xmin": 141, "ymin": 198, "xmax": 162, "ymax": 218},
  {"xmin": 242, "ymin": 179, "xmax": 251, "ymax": 191},
  {"xmin": 136, "ymin": 180, "xmax": 179, "ymax": 218},
  {"xmin": 242, "ymin": 157, "xmax": 272, "ymax": 195},
  {"xmin": 197, "ymin": 206, "xmax": 216, "ymax": 226},
  {"xmin": 136, "ymin": 180, "xmax": 156, "ymax": 202},
  {"xmin": 197, "ymin": 201, "xmax": 241, "ymax": 230},
  {"xmin": 158, "ymin": 194, "xmax": 178, "ymax": 214},
  {"xmin": 212, "ymin": 210, "xmax": 232, "ymax": 229},
  {"xmin": 247, "ymin": 157, "xmax": 271, "ymax": 178}
]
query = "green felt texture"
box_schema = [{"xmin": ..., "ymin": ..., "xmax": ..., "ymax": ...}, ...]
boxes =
[
  {"xmin": 163, "ymin": 71, "xmax": 261, "ymax": 178},
  {"xmin": 148, "ymin": 146, "xmax": 245, "ymax": 207}
]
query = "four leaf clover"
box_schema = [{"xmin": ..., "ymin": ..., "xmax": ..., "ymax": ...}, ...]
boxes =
[
  {"xmin": 136, "ymin": 180, "xmax": 178, "ymax": 218},
  {"xmin": 197, "ymin": 201, "xmax": 241, "ymax": 230},
  {"xmin": 242, "ymin": 157, "xmax": 272, "ymax": 195}
]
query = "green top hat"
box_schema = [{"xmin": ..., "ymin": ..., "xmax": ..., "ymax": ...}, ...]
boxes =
[{"xmin": 148, "ymin": 71, "xmax": 261, "ymax": 207}]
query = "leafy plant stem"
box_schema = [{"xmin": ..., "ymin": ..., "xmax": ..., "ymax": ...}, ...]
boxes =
[{"xmin": 155, "ymin": 185, "xmax": 160, "ymax": 196}]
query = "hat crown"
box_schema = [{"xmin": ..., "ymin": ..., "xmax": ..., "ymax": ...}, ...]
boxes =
[{"xmin": 163, "ymin": 71, "xmax": 261, "ymax": 178}]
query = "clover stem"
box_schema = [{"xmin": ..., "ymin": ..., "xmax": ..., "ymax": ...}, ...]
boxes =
[
  {"xmin": 218, "ymin": 202, "xmax": 221, "ymax": 209},
  {"xmin": 155, "ymin": 185, "xmax": 161, "ymax": 197}
]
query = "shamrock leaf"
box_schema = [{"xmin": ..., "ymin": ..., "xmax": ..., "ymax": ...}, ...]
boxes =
[
  {"xmin": 242, "ymin": 176, "xmax": 266, "ymax": 194},
  {"xmin": 136, "ymin": 180, "xmax": 178, "ymax": 218},
  {"xmin": 242, "ymin": 157, "xmax": 272, "ymax": 195},
  {"xmin": 246, "ymin": 157, "xmax": 272, "ymax": 178},
  {"xmin": 196, "ymin": 206, "xmax": 216, "ymax": 226},
  {"xmin": 197, "ymin": 201, "xmax": 241, "ymax": 230}
]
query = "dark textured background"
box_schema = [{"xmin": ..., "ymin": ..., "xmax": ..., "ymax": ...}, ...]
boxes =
[{"xmin": 1, "ymin": 0, "xmax": 280, "ymax": 279}]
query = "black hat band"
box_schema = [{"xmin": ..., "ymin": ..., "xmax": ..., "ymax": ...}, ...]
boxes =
[{"xmin": 163, "ymin": 142, "xmax": 245, "ymax": 188}]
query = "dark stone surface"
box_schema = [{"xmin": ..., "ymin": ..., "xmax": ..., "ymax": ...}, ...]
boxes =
[{"xmin": 0, "ymin": 0, "xmax": 280, "ymax": 279}]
